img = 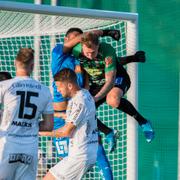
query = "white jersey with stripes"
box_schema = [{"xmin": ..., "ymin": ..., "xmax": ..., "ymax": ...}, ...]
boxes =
[{"xmin": 66, "ymin": 89, "xmax": 98, "ymax": 161}]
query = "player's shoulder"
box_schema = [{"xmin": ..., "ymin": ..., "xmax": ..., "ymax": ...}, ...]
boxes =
[
  {"xmin": 27, "ymin": 78, "xmax": 49, "ymax": 92},
  {"xmin": 33, "ymin": 80, "xmax": 52, "ymax": 100},
  {"xmin": 35, "ymin": 79, "xmax": 50, "ymax": 91},
  {"xmin": 75, "ymin": 89, "xmax": 92, "ymax": 103},
  {"xmin": 52, "ymin": 43, "xmax": 63, "ymax": 53},
  {"xmin": 0, "ymin": 78, "xmax": 13, "ymax": 84},
  {"xmin": 0, "ymin": 78, "xmax": 16, "ymax": 86},
  {"xmin": 72, "ymin": 89, "xmax": 84, "ymax": 102},
  {"xmin": 99, "ymin": 42, "xmax": 114, "ymax": 52},
  {"xmin": 0, "ymin": 78, "xmax": 15, "ymax": 88},
  {"xmin": 100, "ymin": 42, "xmax": 112, "ymax": 48}
]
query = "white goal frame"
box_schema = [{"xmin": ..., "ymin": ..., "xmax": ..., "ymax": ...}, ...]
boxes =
[{"xmin": 0, "ymin": 1, "xmax": 138, "ymax": 180}]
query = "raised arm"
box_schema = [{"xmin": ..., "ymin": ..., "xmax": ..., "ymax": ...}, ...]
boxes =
[
  {"xmin": 39, "ymin": 122, "xmax": 75, "ymax": 137},
  {"xmin": 117, "ymin": 51, "xmax": 146, "ymax": 66},
  {"xmin": 63, "ymin": 30, "xmax": 102, "ymax": 54},
  {"xmin": 94, "ymin": 70, "xmax": 116, "ymax": 102},
  {"xmin": 94, "ymin": 44, "xmax": 117, "ymax": 102},
  {"xmin": 92, "ymin": 29, "xmax": 121, "ymax": 41},
  {"xmin": 40, "ymin": 99, "xmax": 86, "ymax": 137},
  {"xmin": 63, "ymin": 29, "xmax": 121, "ymax": 54},
  {"xmin": 63, "ymin": 34, "xmax": 83, "ymax": 54}
]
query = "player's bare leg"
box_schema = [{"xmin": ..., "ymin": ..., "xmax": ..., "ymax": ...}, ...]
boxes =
[
  {"xmin": 106, "ymin": 87, "xmax": 155, "ymax": 142},
  {"xmin": 106, "ymin": 87, "xmax": 123, "ymax": 108}
]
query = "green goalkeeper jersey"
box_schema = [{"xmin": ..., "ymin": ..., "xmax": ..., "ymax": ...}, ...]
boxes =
[{"xmin": 72, "ymin": 42, "xmax": 117, "ymax": 88}]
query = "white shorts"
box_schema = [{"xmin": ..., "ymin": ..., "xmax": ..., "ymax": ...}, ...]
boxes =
[
  {"xmin": 49, "ymin": 157, "xmax": 95, "ymax": 180},
  {"xmin": 0, "ymin": 137, "xmax": 38, "ymax": 180}
]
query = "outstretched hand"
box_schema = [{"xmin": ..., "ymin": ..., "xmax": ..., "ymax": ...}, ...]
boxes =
[
  {"xmin": 108, "ymin": 30, "xmax": 121, "ymax": 41},
  {"xmin": 102, "ymin": 30, "xmax": 121, "ymax": 41},
  {"xmin": 134, "ymin": 51, "xmax": 146, "ymax": 63}
]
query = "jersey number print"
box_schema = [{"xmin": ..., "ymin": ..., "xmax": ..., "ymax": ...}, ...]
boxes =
[{"xmin": 16, "ymin": 91, "xmax": 39, "ymax": 119}]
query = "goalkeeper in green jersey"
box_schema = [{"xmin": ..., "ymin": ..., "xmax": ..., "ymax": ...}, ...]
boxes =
[{"xmin": 63, "ymin": 31, "xmax": 155, "ymax": 143}]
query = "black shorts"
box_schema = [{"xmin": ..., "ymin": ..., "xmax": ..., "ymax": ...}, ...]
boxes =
[
  {"xmin": 89, "ymin": 77, "xmax": 130, "ymax": 97},
  {"xmin": 90, "ymin": 77, "xmax": 131, "ymax": 108},
  {"xmin": 114, "ymin": 76, "xmax": 131, "ymax": 95}
]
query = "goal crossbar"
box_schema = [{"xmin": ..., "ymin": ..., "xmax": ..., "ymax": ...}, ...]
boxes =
[{"xmin": 0, "ymin": 1, "xmax": 137, "ymax": 21}]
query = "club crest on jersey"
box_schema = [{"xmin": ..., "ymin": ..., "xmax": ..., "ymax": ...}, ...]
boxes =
[{"xmin": 105, "ymin": 57, "xmax": 113, "ymax": 67}]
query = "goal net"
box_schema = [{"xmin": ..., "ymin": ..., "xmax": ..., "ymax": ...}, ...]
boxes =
[{"xmin": 0, "ymin": 2, "xmax": 138, "ymax": 180}]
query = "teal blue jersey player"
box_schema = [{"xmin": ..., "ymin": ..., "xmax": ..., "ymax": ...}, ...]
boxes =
[{"xmin": 51, "ymin": 43, "xmax": 84, "ymax": 158}]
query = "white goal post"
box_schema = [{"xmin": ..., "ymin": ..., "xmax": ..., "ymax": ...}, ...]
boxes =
[{"xmin": 0, "ymin": 1, "xmax": 138, "ymax": 180}]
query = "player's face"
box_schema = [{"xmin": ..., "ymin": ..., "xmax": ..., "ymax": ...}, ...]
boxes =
[
  {"xmin": 82, "ymin": 44, "xmax": 99, "ymax": 60},
  {"xmin": 56, "ymin": 81, "xmax": 69, "ymax": 98}
]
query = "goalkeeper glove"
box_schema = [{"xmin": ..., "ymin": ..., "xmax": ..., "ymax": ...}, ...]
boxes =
[
  {"xmin": 102, "ymin": 30, "xmax": 121, "ymax": 41},
  {"xmin": 134, "ymin": 51, "xmax": 146, "ymax": 62}
]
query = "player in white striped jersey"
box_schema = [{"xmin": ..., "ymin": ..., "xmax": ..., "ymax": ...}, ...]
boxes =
[
  {"xmin": 43, "ymin": 68, "xmax": 98, "ymax": 180},
  {"xmin": 0, "ymin": 48, "xmax": 54, "ymax": 180}
]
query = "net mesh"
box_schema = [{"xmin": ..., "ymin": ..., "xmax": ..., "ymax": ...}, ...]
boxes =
[{"xmin": 0, "ymin": 9, "xmax": 134, "ymax": 180}]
